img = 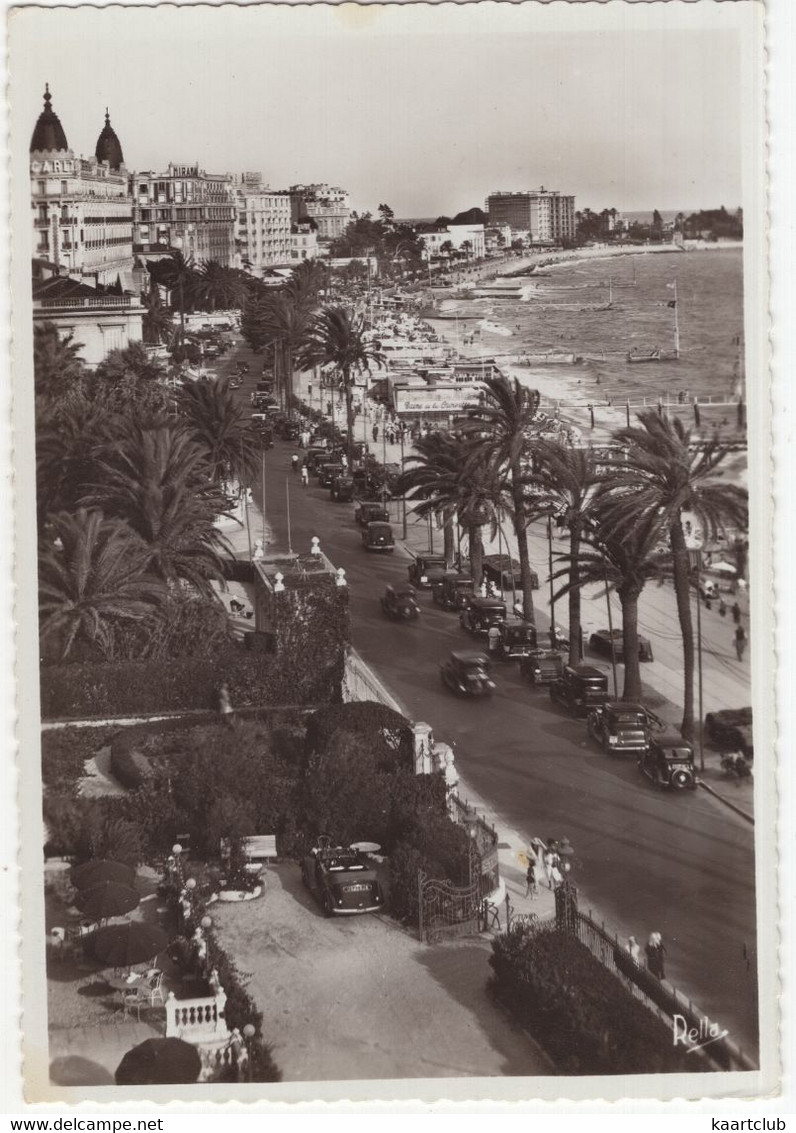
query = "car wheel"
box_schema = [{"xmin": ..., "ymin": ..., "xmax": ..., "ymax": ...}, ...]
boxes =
[{"xmin": 322, "ymin": 895, "xmax": 334, "ymax": 918}]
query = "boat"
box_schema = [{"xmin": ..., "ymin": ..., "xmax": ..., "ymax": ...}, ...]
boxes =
[{"xmin": 626, "ymin": 348, "xmax": 680, "ymax": 364}]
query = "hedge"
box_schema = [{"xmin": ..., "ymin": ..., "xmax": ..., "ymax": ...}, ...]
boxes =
[
  {"xmin": 305, "ymin": 700, "xmax": 414, "ymax": 772},
  {"xmin": 489, "ymin": 923, "xmax": 705, "ymax": 1075},
  {"xmin": 40, "ymin": 643, "xmax": 341, "ymax": 721}
]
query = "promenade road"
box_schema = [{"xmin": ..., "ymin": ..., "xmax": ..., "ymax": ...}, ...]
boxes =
[{"xmin": 216, "ymin": 341, "xmax": 760, "ymax": 1060}]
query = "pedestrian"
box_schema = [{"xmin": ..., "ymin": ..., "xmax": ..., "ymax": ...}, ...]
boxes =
[
  {"xmin": 542, "ymin": 846, "xmax": 556, "ymax": 889},
  {"xmin": 291, "ymin": 453, "xmax": 299, "ymax": 475},
  {"xmin": 372, "ymin": 424, "xmax": 379, "ymax": 443},
  {"xmin": 525, "ymin": 858, "xmax": 538, "ymax": 898},
  {"xmin": 732, "ymin": 602, "xmax": 742, "ymax": 624},
  {"xmin": 718, "ymin": 599, "xmax": 727, "ymax": 617},
  {"xmin": 627, "ymin": 936, "xmax": 641, "ymax": 966},
  {"xmin": 645, "ymin": 932, "xmax": 667, "ymax": 980},
  {"xmin": 218, "ymin": 682, "xmax": 234, "ymax": 729},
  {"xmin": 487, "ymin": 623, "xmax": 501, "ymax": 655},
  {"xmin": 734, "ymin": 623, "xmax": 747, "ymax": 661},
  {"xmin": 300, "ymin": 464, "xmax": 309, "ymax": 488}
]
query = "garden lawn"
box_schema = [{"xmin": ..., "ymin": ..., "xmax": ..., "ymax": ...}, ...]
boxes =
[{"xmin": 210, "ymin": 863, "xmax": 552, "ymax": 1081}]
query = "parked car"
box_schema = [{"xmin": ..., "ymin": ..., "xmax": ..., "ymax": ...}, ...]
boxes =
[
  {"xmin": 587, "ymin": 702, "xmax": 655, "ymax": 756},
  {"xmin": 549, "ymin": 664, "xmax": 611, "ymax": 715},
  {"xmin": 355, "ymin": 501, "xmax": 390, "ymax": 526},
  {"xmin": 459, "ymin": 596, "xmax": 507, "ymax": 637},
  {"xmin": 330, "ymin": 474, "xmax": 355, "ymax": 502},
  {"xmin": 440, "ymin": 650, "xmax": 495, "ymax": 698},
  {"xmin": 639, "ymin": 736, "xmax": 697, "ymax": 790},
  {"xmin": 705, "ymin": 707, "xmax": 754, "ymax": 759},
  {"xmin": 482, "ymin": 554, "xmax": 539, "ymax": 592},
  {"xmin": 362, "ymin": 521, "xmax": 395, "ymax": 552},
  {"xmin": 432, "ymin": 572, "xmax": 475, "ymax": 611},
  {"xmin": 491, "ymin": 618, "xmax": 538, "ymax": 660},
  {"xmin": 519, "ymin": 650, "xmax": 565, "ymax": 686},
  {"xmin": 381, "ymin": 585, "xmax": 420, "ymax": 621},
  {"xmin": 408, "ymin": 553, "xmax": 451, "ymax": 589},
  {"xmin": 589, "ymin": 628, "xmax": 654, "ymax": 663},
  {"xmin": 305, "ymin": 447, "xmax": 330, "ymax": 475},
  {"xmin": 300, "ymin": 838, "xmax": 385, "ymax": 916},
  {"xmin": 317, "ymin": 462, "xmax": 344, "ymax": 488}
]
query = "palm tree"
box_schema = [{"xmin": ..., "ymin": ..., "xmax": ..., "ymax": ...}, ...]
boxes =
[
  {"xmin": 141, "ymin": 288, "xmax": 175, "ymax": 346},
  {"xmin": 83, "ymin": 423, "xmax": 231, "ymax": 598},
  {"xmin": 397, "ymin": 432, "xmax": 498, "ymax": 584},
  {"xmin": 261, "ymin": 292, "xmax": 311, "ymax": 414},
  {"xmin": 39, "ymin": 508, "xmax": 165, "ymax": 660},
  {"xmin": 177, "ymin": 377, "xmax": 261, "ymax": 490},
  {"xmin": 298, "ymin": 306, "xmax": 385, "ymax": 466},
  {"xmin": 553, "ymin": 509, "xmax": 667, "ymax": 701},
  {"xmin": 460, "ymin": 375, "xmax": 542, "ymax": 625},
  {"xmin": 524, "ymin": 441, "xmax": 600, "ymax": 661},
  {"xmin": 601, "ymin": 411, "xmax": 748, "ymax": 737},
  {"xmin": 149, "ymin": 250, "xmax": 199, "ymax": 345},
  {"xmin": 34, "ymin": 323, "xmax": 86, "ymax": 412},
  {"xmin": 193, "ymin": 261, "xmax": 249, "ymax": 312}
]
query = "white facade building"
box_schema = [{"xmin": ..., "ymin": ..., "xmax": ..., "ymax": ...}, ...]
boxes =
[
  {"xmin": 233, "ymin": 177, "xmax": 293, "ymax": 271},
  {"xmin": 29, "ymin": 87, "xmax": 134, "ymax": 289}
]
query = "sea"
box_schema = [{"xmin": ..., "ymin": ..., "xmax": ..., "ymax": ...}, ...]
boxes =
[{"xmin": 436, "ymin": 247, "xmax": 744, "ymax": 404}]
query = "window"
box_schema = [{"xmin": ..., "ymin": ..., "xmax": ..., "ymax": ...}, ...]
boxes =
[{"xmin": 61, "ymin": 181, "xmax": 68, "ymax": 195}]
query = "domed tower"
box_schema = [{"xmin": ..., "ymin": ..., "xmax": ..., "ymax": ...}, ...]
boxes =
[
  {"xmin": 95, "ymin": 108, "xmax": 125, "ymax": 170},
  {"xmin": 29, "ymin": 84, "xmax": 70, "ymax": 156}
]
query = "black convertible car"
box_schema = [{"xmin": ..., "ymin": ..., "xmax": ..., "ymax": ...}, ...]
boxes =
[{"xmin": 301, "ymin": 839, "xmax": 384, "ymax": 916}]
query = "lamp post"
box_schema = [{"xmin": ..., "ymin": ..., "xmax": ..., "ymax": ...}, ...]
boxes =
[
  {"xmin": 399, "ymin": 426, "xmax": 407, "ymax": 540},
  {"xmin": 242, "ymin": 1023, "xmax": 256, "ymax": 1083},
  {"xmin": 171, "ymin": 843, "xmax": 184, "ymax": 886}
]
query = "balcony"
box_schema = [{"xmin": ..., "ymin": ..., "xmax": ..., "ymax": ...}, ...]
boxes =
[{"xmin": 37, "ymin": 295, "xmax": 142, "ymax": 310}]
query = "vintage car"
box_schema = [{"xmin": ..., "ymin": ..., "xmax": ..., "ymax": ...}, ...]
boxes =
[
  {"xmin": 362, "ymin": 521, "xmax": 395, "ymax": 552},
  {"xmin": 380, "ymin": 585, "xmax": 420, "ymax": 621},
  {"xmin": 330, "ymin": 474, "xmax": 355, "ymax": 502},
  {"xmin": 482, "ymin": 554, "xmax": 539, "ymax": 592},
  {"xmin": 519, "ymin": 649, "xmax": 565, "ymax": 686},
  {"xmin": 638, "ymin": 736, "xmax": 697, "ymax": 790},
  {"xmin": 705, "ymin": 707, "xmax": 754, "ymax": 760},
  {"xmin": 317, "ymin": 462, "xmax": 344, "ymax": 488},
  {"xmin": 589, "ymin": 628, "xmax": 654, "ymax": 663},
  {"xmin": 300, "ymin": 838, "xmax": 385, "ymax": 916},
  {"xmin": 304, "ymin": 447, "xmax": 330, "ymax": 474},
  {"xmin": 459, "ymin": 596, "xmax": 507, "ymax": 637},
  {"xmin": 432, "ymin": 572, "xmax": 475, "ymax": 611},
  {"xmin": 549, "ymin": 664, "xmax": 611, "ymax": 715},
  {"xmin": 408, "ymin": 553, "xmax": 451, "ymax": 589},
  {"xmin": 587, "ymin": 702, "xmax": 654, "ymax": 756},
  {"xmin": 355, "ymin": 500, "xmax": 390, "ymax": 526},
  {"xmin": 440, "ymin": 650, "xmax": 496, "ymax": 697},
  {"xmin": 491, "ymin": 618, "xmax": 538, "ymax": 660}
]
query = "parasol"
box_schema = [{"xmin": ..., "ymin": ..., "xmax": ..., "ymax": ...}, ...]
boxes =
[
  {"xmin": 74, "ymin": 881, "xmax": 140, "ymax": 920},
  {"xmin": 91, "ymin": 921, "xmax": 168, "ymax": 968},
  {"xmin": 70, "ymin": 859, "xmax": 136, "ymax": 891},
  {"xmin": 115, "ymin": 1038, "xmax": 201, "ymax": 1086}
]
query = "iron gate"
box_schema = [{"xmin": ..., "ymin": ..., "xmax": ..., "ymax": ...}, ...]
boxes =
[{"xmin": 418, "ymin": 845, "xmax": 486, "ymax": 944}]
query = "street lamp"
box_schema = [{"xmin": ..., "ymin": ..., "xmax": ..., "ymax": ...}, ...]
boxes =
[{"xmin": 242, "ymin": 1023, "xmax": 256, "ymax": 1083}]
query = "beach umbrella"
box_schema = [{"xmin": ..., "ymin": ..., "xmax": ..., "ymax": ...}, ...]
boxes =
[
  {"xmin": 75, "ymin": 881, "xmax": 140, "ymax": 920},
  {"xmin": 91, "ymin": 922, "xmax": 168, "ymax": 968},
  {"xmin": 70, "ymin": 859, "xmax": 136, "ymax": 891},
  {"xmin": 115, "ymin": 1038, "xmax": 201, "ymax": 1086}
]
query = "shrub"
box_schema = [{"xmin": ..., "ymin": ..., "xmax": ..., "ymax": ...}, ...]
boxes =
[
  {"xmin": 40, "ymin": 725, "xmax": 120, "ymax": 795},
  {"xmin": 109, "ymin": 730, "xmax": 154, "ymax": 789},
  {"xmin": 389, "ymin": 807, "xmax": 472, "ymax": 925},
  {"xmin": 42, "ymin": 793, "xmax": 143, "ymax": 865},
  {"xmin": 304, "ymin": 701, "xmax": 414, "ymax": 772},
  {"xmin": 488, "ymin": 923, "xmax": 704, "ymax": 1075}
]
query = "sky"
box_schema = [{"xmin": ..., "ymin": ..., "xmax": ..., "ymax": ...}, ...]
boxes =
[{"xmin": 11, "ymin": 2, "xmax": 748, "ymax": 218}]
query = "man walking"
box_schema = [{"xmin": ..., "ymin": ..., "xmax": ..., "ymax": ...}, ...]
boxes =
[{"xmin": 734, "ymin": 623, "xmax": 747, "ymax": 661}]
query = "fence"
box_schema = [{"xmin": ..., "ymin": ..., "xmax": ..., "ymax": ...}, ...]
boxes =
[
  {"xmin": 504, "ymin": 890, "xmax": 756, "ymax": 1072},
  {"xmin": 343, "ymin": 646, "xmax": 408, "ymax": 714}
]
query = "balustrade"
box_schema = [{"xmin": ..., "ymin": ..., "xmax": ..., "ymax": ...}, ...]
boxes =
[{"xmin": 165, "ymin": 989, "xmax": 229, "ymax": 1041}]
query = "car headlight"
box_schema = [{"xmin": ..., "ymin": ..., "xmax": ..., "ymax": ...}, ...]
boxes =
[
  {"xmin": 608, "ymin": 736, "xmax": 618, "ymax": 744},
  {"xmin": 420, "ymin": 575, "xmax": 428, "ymax": 583}
]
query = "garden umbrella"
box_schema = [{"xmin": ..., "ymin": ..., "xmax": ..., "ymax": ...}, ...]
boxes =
[
  {"xmin": 91, "ymin": 922, "xmax": 168, "ymax": 968},
  {"xmin": 70, "ymin": 859, "xmax": 136, "ymax": 891},
  {"xmin": 115, "ymin": 1038, "xmax": 202, "ymax": 1086},
  {"xmin": 74, "ymin": 881, "xmax": 140, "ymax": 920}
]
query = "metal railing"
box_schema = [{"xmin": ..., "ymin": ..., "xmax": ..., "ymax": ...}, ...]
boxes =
[{"xmin": 37, "ymin": 295, "xmax": 142, "ymax": 309}]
